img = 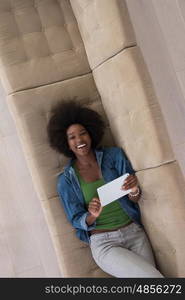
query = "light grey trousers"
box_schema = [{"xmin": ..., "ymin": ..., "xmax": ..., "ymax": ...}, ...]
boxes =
[{"xmin": 90, "ymin": 222, "xmax": 164, "ymax": 278}]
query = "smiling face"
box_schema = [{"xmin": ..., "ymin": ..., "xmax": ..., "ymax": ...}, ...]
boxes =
[{"xmin": 66, "ymin": 124, "xmax": 92, "ymax": 158}]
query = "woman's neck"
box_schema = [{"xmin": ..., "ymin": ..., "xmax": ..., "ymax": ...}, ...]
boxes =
[{"xmin": 75, "ymin": 150, "xmax": 96, "ymax": 169}]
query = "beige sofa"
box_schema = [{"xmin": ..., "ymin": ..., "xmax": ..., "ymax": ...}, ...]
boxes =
[{"xmin": 0, "ymin": 0, "xmax": 185, "ymax": 277}]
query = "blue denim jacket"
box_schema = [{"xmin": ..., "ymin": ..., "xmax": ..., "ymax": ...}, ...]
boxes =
[{"xmin": 57, "ymin": 147, "xmax": 141, "ymax": 243}]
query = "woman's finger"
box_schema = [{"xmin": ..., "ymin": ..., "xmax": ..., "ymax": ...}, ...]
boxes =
[
  {"xmin": 123, "ymin": 180, "xmax": 137, "ymax": 185},
  {"xmin": 124, "ymin": 176, "xmax": 137, "ymax": 184},
  {"xmin": 122, "ymin": 178, "xmax": 138, "ymax": 190},
  {"xmin": 124, "ymin": 182, "xmax": 137, "ymax": 189},
  {"xmin": 89, "ymin": 205, "xmax": 100, "ymax": 210},
  {"xmin": 89, "ymin": 202, "xmax": 101, "ymax": 209}
]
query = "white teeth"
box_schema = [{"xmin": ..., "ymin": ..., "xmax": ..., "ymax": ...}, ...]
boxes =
[{"xmin": 77, "ymin": 144, "xmax": 86, "ymax": 149}]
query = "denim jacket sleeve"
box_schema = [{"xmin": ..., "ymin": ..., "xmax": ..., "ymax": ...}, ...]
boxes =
[
  {"xmin": 113, "ymin": 147, "xmax": 135, "ymax": 176},
  {"xmin": 57, "ymin": 174, "xmax": 96, "ymax": 231}
]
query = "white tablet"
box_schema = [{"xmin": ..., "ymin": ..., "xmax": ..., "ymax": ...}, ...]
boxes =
[{"xmin": 97, "ymin": 173, "xmax": 131, "ymax": 207}]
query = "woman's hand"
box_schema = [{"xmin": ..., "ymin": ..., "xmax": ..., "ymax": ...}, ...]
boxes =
[
  {"xmin": 121, "ymin": 174, "xmax": 138, "ymax": 192},
  {"xmin": 121, "ymin": 174, "xmax": 141, "ymax": 202},
  {"xmin": 88, "ymin": 197, "xmax": 102, "ymax": 218}
]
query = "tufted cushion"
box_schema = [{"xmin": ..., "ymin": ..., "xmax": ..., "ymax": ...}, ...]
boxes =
[
  {"xmin": 70, "ymin": 0, "xmax": 136, "ymax": 69},
  {"xmin": 7, "ymin": 73, "xmax": 115, "ymax": 277},
  {"xmin": 0, "ymin": 0, "xmax": 90, "ymax": 93}
]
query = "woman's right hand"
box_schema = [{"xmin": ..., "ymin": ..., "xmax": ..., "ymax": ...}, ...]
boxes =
[{"xmin": 88, "ymin": 197, "xmax": 102, "ymax": 218}]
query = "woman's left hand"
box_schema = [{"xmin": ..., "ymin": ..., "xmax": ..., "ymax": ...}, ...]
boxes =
[{"xmin": 121, "ymin": 174, "xmax": 138, "ymax": 193}]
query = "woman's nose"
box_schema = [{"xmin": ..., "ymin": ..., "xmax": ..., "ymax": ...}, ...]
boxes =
[{"xmin": 76, "ymin": 136, "xmax": 83, "ymax": 143}]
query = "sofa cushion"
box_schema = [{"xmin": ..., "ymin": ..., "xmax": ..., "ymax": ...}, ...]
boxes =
[
  {"xmin": 7, "ymin": 73, "xmax": 115, "ymax": 277},
  {"xmin": 0, "ymin": 0, "xmax": 90, "ymax": 93},
  {"xmin": 138, "ymin": 161, "xmax": 185, "ymax": 277},
  {"xmin": 93, "ymin": 46, "xmax": 175, "ymax": 170},
  {"xmin": 70, "ymin": 0, "xmax": 136, "ymax": 69}
]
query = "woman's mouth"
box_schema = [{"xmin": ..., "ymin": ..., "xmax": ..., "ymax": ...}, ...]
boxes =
[{"xmin": 76, "ymin": 143, "xmax": 87, "ymax": 149}]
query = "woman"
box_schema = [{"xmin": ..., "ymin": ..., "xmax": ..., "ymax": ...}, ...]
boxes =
[{"xmin": 47, "ymin": 100, "xmax": 163, "ymax": 278}]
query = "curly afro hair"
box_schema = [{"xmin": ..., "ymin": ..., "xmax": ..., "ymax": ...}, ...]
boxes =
[{"xmin": 47, "ymin": 100, "xmax": 106, "ymax": 158}]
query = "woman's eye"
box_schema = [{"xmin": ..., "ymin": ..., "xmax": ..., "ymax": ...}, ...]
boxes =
[
  {"xmin": 68, "ymin": 136, "xmax": 75, "ymax": 140},
  {"xmin": 80, "ymin": 131, "xmax": 87, "ymax": 136}
]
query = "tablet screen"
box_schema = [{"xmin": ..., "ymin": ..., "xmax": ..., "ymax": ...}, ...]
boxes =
[{"xmin": 97, "ymin": 173, "xmax": 131, "ymax": 207}]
